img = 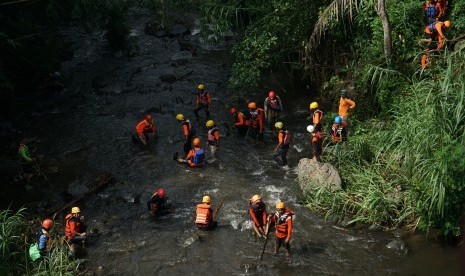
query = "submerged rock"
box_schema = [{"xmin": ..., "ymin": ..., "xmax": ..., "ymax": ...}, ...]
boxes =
[
  {"xmin": 168, "ymin": 24, "xmax": 189, "ymax": 37},
  {"xmin": 297, "ymin": 158, "xmax": 342, "ymax": 193},
  {"xmin": 386, "ymin": 238, "xmax": 408, "ymax": 253}
]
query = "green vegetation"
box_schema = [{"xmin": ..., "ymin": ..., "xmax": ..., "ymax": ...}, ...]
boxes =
[{"xmin": 0, "ymin": 208, "xmax": 83, "ymax": 275}]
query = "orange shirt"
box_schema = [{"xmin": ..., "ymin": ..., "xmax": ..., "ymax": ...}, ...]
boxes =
[
  {"xmin": 234, "ymin": 112, "xmax": 246, "ymax": 127},
  {"xmin": 136, "ymin": 119, "xmax": 155, "ymax": 135},
  {"xmin": 339, "ymin": 97, "xmax": 356, "ymax": 117}
]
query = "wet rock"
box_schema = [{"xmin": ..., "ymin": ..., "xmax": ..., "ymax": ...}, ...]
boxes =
[
  {"xmin": 95, "ymin": 266, "xmax": 104, "ymax": 276},
  {"xmin": 159, "ymin": 74, "xmax": 177, "ymax": 83},
  {"xmin": 144, "ymin": 22, "xmax": 166, "ymax": 37},
  {"xmin": 170, "ymin": 51, "xmax": 193, "ymax": 65},
  {"xmin": 168, "ymin": 24, "xmax": 189, "ymax": 37},
  {"xmin": 113, "ymin": 50, "xmax": 123, "ymax": 58},
  {"xmin": 386, "ymin": 239, "xmax": 407, "ymax": 253},
  {"xmin": 297, "ymin": 158, "xmax": 342, "ymax": 193},
  {"xmin": 91, "ymin": 75, "xmax": 107, "ymax": 89}
]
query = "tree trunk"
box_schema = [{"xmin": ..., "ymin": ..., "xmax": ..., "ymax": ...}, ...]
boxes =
[{"xmin": 374, "ymin": 0, "xmax": 392, "ymax": 65}]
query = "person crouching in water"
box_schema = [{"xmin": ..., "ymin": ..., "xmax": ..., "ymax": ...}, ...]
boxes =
[
  {"xmin": 268, "ymin": 201, "xmax": 293, "ymax": 257},
  {"xmin": 195, "ymin": 195, "xmax": 217, "ymax": 230},
  {"xmin": 147, "ymin": 188, "xmax": 171, "ymax": 217},
  {"xmin": 248, "ymin": 195, "xmax": 268, "ymax": 238},
  {"xmin": 65, "ymin": 207, "xmax": 87, "ymax": 246},
  {"xmin": 175, "ymin": 137, "xmax": 205, "ymax": 167},
  {"xmin": 206, "ymin": 120, "xmax": 220, "ymax": 161},
  {"xmin": 133, "ymin": 114, "xmax": 157, "ymax": 146}
]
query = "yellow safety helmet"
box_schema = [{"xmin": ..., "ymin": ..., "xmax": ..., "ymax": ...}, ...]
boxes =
[
  {"xmin": 71, "ymin": 207, "xmax": 81, "ymax": 214},
  {"xmin": 248, "ymin": 102, "xmax": 257, "ymax": 109},
  {"xmin": 444, "ymin": 20, "xmax": 451, "ymax": 28},
  {"xmin": 251, "ymin": 194, "xmax": 261, "ymax": 203},
  {"xmin": 274, "ymin": 122, "xmax": 284, "ymax": 129},
  {"xmin": 202, "ymin": 195, "xmax": 211, "ymax": 203},
  {"xmin": 309, "ymin": 102, "xmax": 318, "ymax": 109},
  {"xmin": 276, "ymin": 202, "xmax": 285, "ymax": 209},
  {"xmin": 206, "ymin": 120, "xmax": 215, "ymax": 127},
  {"xmin": 197, "ymin": 84, "xmax": 205, "ymax": 90},
  {"xmin": 176, "ymin": 114, "xmax": 185, "ymax": 121}
]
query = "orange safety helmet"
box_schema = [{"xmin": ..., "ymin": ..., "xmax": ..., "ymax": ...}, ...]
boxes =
[
  {"xmin": 268, "ymin": 91, "xmax": 276, "ymax": 99},
  {"xmin": 42, "ymin": 218, "xmax": 54, "ymax": 229},
  {"xmin": 248, "ymin": 102, "xmax": 257, "ymax": 109},
  {"xmin": 193, "ymin": 138, "xmax": 201, "ymax": 146},
  {"xmin": 444, "ymin": 20, "xmax": 451, "ymax": 28},
  {"xmin": 145, "ymin": 114, "xmax": 153, "ymax": 122},
  {"xmin": 157, "ymin": 188, "xmax": 165, "ymax": 197},
  {"xmin": 230, "ymin": 107, "xmax": 237, "ymax": 114}
]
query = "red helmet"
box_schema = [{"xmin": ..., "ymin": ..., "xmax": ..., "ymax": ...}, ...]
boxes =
[
  {"xmin": 145, "ymin": 114, "xmax": 153, "ymax": 121},
  {"xmin": 42, "ymin": 218, "xmax": 54, "ymax": 229},
  {"xmin": 230, "ymin": 107, "xmax": 237, "ymax": 114},
  {"xmin": 157, "ymin": 188, "xmax": 165, "ymax": 197},
  {"xmin": 268, "ymin": 91, "xmax": 276, "ymax": 99}
]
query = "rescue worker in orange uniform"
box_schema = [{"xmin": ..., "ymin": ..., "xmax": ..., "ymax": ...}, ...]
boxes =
[
  {"xmin": 194, "ymin": 83, "xmax": 211, "ymax": 120},
  {"xmin": 206, "ymin": 120, "xmax": 220, "ymax": 160},
  {"xmin": 176, "ymin": 113, "xmax": 197, "ymax": 155},
  {"xmin": 264, "ymin": 91, "xmax": 283, "ymax": 130},
  {"xmin": 195, "ymin": 195, "xmax": 217, "ymax": 230},
  {"xmin": 37, "ymin": 218, "xmax": 54, "ymax": 257},
  {"xmin": 248, "ymin": 195, "xmax": 268, "ymax": 238},
  {"xmin": 329, "ymin": 116, "xmax": 347, "ymax": 143},
  {"xmin": 307, "ymin": 125, "xmax": 322, "ymax": 162},
  {"xmin": 134, "ymin": 114, "xmax": 157, "ymax": 146},
  {"xmin": 424, "ymin": 20, "xmax": 451, "ymax": 50},
  {"xmin": 246, "ymin": 102, "xmax": 265, "ymax": 142},
  {"xmin": 146, "ymin": 188, "xmax": 170, "ymax": 217},
  {"xmin": 273, "ymin": 122, "xmax": 291, "ymax": 168},
  {"xmin": 175, "ymin": 137, "xmax": 205, "ymax": 167},
  {"xmin": 339, "ymin": 90, "xmax": 356, "ymax": 128},
  {"xmin": 268, "ymin": 201, "xmax": 293, "ymax": 257},
  {"xmin": 65, "ymin": 207, "xmax": 87, "ymax": 246},
  {"xmin": 309, "ymin": 101, "xmax": 323, "ymax": 132},
  {"xmin": 230, "ymin": 107, "xmax": 247, "ymax": 136}
]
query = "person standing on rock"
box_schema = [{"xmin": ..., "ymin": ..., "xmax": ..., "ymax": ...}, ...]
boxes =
[
  {"xmin": 246, "ymin": 102, "xmax": 265, "ymax": 142},
  {"xmin": 339, "ymin": 89, "xmax": 356, "ymax": 129},
  {"xmin": 65, "ymin": 207, "xmax": 87, "ymax": 246},
  {"xmin": 248, "ymin": 195, "xmax": 268, "ymax": 238},
  {"xmin": 206, "ymin": 120, "xmax": 220, "ymax": 161},
  {"xmin": 195, "ymin": 195, "xmax": 217, "ymax": 231},
  {"xmin": 273, "ymin": 122, "xmax": 291, "ymax": 169},
  {"xmin": 264, "ymin": 91, "xmax": 283, "ymax": 130},
  {"xmin": 134, "ymin": 114, "xmax": 157, "ymax": 146},
  {"xmin": 176, "ymin": 113, "xmax": 196, "ymax": 155},
  {"xmin": 18, "ymin": 139, "xmax": 36, "ymax": 184},
  {"xmin": 230, "ymin": 107, "xmax": 248, "ymax": 136},
  {"xmin": 268, "ymin": 201, "xmax": 293, "ymax": 257},
  {"xmin": 307, "ymin": 125, "xmax": 322, "ymax": 162},
  {"xmin": 193, "ymin": 83, "xmax": 211, "ymax": 120},
  {"xmin": 147, "ymin": 188, "xmax": 170, "ymax": 217}
]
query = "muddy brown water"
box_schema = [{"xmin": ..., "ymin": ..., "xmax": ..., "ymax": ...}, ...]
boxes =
[{"xmin": 2, "ymin": 12, "xmax": 462, "ymax": 276}]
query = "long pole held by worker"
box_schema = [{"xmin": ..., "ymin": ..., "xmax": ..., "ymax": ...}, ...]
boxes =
[
  {"xmin": 259, "ymin": 221, "xmax": 270, "ymax": 260},
  {"xmin": 213, "ymin": 198, "xmax": 225, "ymax": 220}
]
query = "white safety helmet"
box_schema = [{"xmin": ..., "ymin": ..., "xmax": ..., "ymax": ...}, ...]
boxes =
[{"xmin": 307, "ymin": 125, "xmax": 315, "ymax": 133}]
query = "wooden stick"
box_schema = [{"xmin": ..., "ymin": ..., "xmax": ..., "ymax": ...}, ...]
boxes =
[
  {"xmin": 213, "ymin": 198, "xmax": 225, "ymax": 220},
  {"xmin": 259, "ymin": 222, "xmax": 270, "ymax": 260}
]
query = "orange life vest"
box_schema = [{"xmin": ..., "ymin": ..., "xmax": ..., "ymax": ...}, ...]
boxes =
[
  {"xmin": 250, "ymin": 108, "xmax": 264, "ymax": 129},
  {"xmin": 197, "ymin": 91, "xmax": 210, "ymax": 106},
  {"xmin": 274, "ymin": 209, "xmax": 293, "ymax": 238},
  {"xmin": 65, "ymin": 214, "xmax": 79, "ymax": 240},
  {"xmin": 195, "ymin": 204, "xmax": 212, "ymax": 225}
]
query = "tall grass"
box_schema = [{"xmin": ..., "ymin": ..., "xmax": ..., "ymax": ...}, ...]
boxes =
[{"xmin": 304, "ymin": 53, "xmax": 465, "ymax": 235}]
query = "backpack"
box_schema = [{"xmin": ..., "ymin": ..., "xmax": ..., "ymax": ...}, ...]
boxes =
[
  {"xmin": 426, "ymin": 4, "xmax": 437, "ymax": 18},
  {"xmin": 193, "ymin": 148, "xmax": 205, "ymax": 165}
]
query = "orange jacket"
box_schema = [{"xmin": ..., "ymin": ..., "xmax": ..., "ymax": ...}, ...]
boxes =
[
  {"xmin": 277, "ymin": 130, "xmax": 291, "ymax": 147},
  {"xmin": 65, "ymin": 214, "xmax": 80, "ymax": 241},
  {"xmin": 195, "ymin": 203, "xmax": 213, "ymax": 225},
  {"xmin": 196, "ymin": 91, "xmax": 211, "ymax": 106},
  {"xmin": 234, "ymin": 112, "xmax": 246, "ymax": 127},
  {"xmin": 312, "ymin": 109, "xmax": 323, "ymax": 125},
  {"xmin": 248, "ymin": 201, "xmax": 267, "ymax": 227},
  {"xmin": 339, "ymin": 97, "xmax": 356, "ymax": 117},
  {"xmin": 271, "ymin": 209, "xmax": 293, "ymax": 239},
  {"xmin": 136, "ymin": 119, "xmax": 155, "ymax": 135},
  {"xmin": 249, "ymin": 108, "xmax": 265, "ymax": 130}
]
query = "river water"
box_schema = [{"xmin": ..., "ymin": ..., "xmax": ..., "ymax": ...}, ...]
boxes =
[{"xmin": 5, "ymin": 10, "xmax": 462, "ymax": 276}]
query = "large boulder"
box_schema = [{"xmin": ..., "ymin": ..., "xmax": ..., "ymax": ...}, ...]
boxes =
[{"xmin": 297, "ymin": 158, "xmax": 342, "ymax": 193}]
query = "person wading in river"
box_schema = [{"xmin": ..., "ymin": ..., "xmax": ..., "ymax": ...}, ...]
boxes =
[
  {"xmin": 175, "ymin": 137, "xmax": 205, "ymax": 168},
  {"xmin": 264, "ymin": 91, "xmax": 283, "ymax": 131},
  {"xmin": 247, "ymin": 102, "xmax": 265, "ymax": 142},
  {"xmin": 133, "ymin": 114, "xmax": 157, "ymax": 146},
  {"xmin": 248, "ymin": 195, "xmax": 268, "ymax": 238},
  {"xmin": 230, "ymin": 107, "xmax": 248, "ymax": 136},
  {"xmin": 307, "ymin": 125, "xmax": 322, "ymax": 162},
  {"xmin": 147, "ymin": 188, "xmax": 170, "ymax": 217},
  {"xmin": 193, "ymin": 83, "xmax": 211, "ymax": 120},
  {"xmin": 273, "ymin": 122, "xmax": 291, "ymax": 169},
  {"xmin": 195, "ymin": 195, "xmax": 217, "ymax": 231},
  {"xmin": 176, "ymin": 113, "xmax": 196, "ymax": 155},
  {"xmin": 268, "ymin": 201, "xmax": 293, "ymax": 257},
  {"xmin": 206, "ymin": 120, "xmax": 220, "ymax": 161},
  {"xmin": 65, "ymin": 207, "xmax": 87, "ymax": 246}
]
